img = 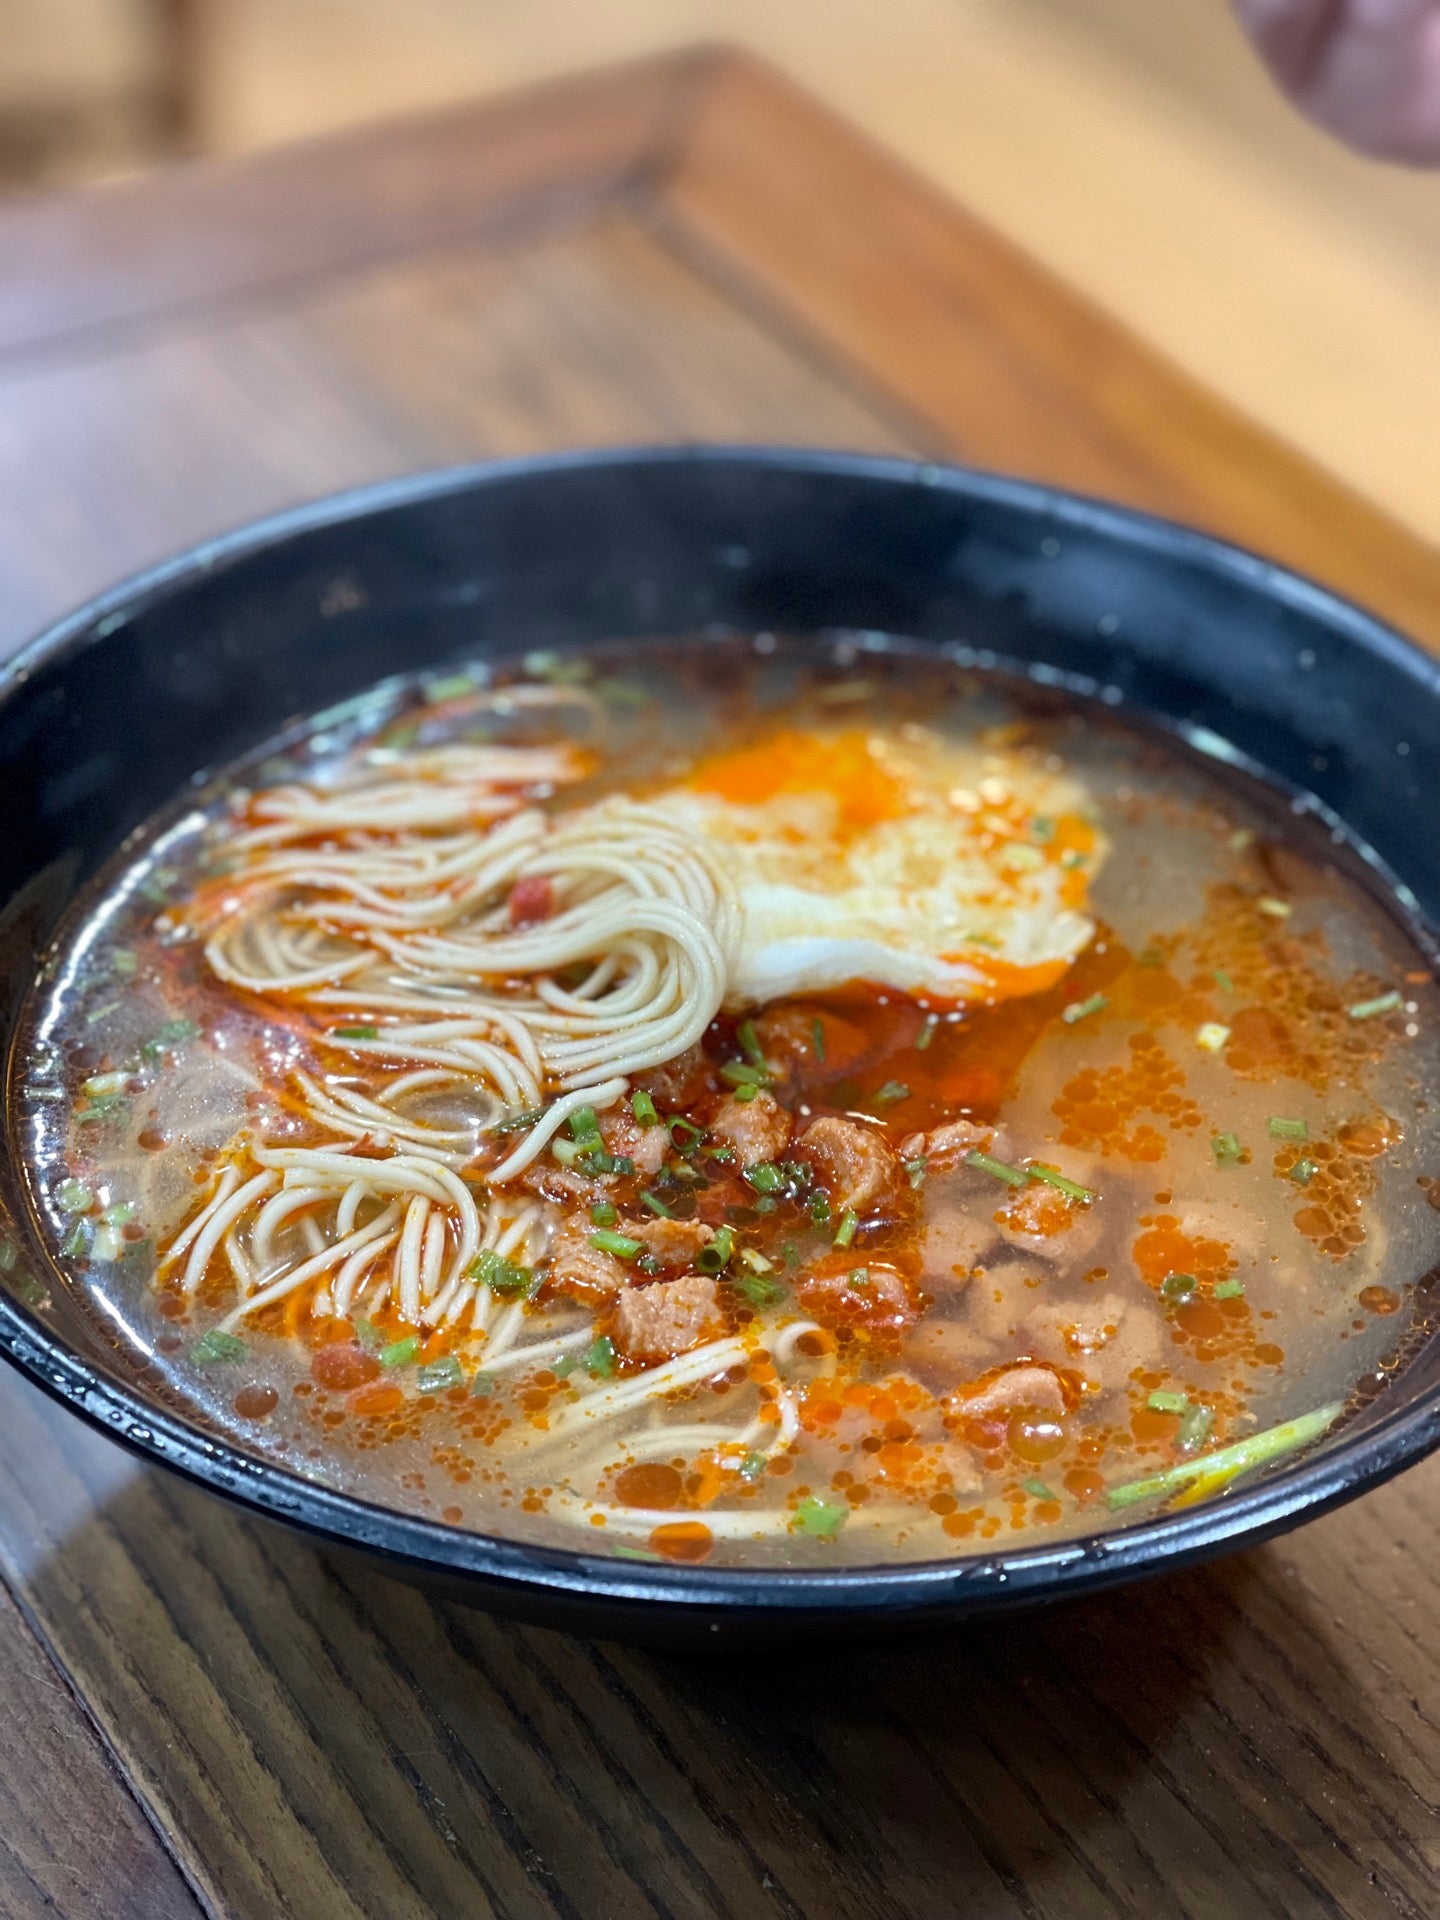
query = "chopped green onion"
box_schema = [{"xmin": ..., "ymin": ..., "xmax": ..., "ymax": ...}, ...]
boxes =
[
  {"xmin": 873, "ymin": 1080, "xmax": 911, "ymax": 1106},
  {"xmin": 55, "ymin": 1179, "xmax": 92, "ymax": 1215},
  {"xmin": 567, "ymin": 1105, "xmax": 601, "ymax": 1143},
  {"xmin": 1176, "ymin": 1404, "xmax": 1216, "ymax": 1452},
  {"xmin": 1147, "ymin": 1389, "xmax": 1188, "ymax": 1415},
  {"xmin": 808, "ymin": 1190, "xmax": 831, "ymax": 1225},
  {"xmin": 611, "ymin": 1543, "xmax": 659, "ymax": 1561},
  {"xmin": 833, "ymin": 1209, "xmax": 859, "ymax": 1248},
  {"xmin": 1213, "ymin": 1278, "xmax": 1245, "ymax": 1300},
  {"xmin": 490, "ymin": 1106, "xmax": 546, "ymax": 1135},
  {"xmin": 141, "ymin": 1018, "xmax": 199, "ymax": 1063},
  {"xmin": 697, "ymin": 1227, "xmax": 735, "ymax": 1273},
  {"xmin": 89, "ymin": 1220, "xmax": 126, "ymax": 1263},
  {"xmin": 1290, "ymin": 1158, "xmax": 1318, "ymax": 1185},
  {"xmin": 811, "ymin": 1018, "xmax": 826, "ymax": 1061},
  {"xmin": 379, "ymin": 1335, "xmax": 419, "ymax": 1369},
  {"xmin": 191, "ymin": 1329, "xmax": 247, "ymax": 1365},
  {"xmin": 352, "ymin": 1315, "xmax": 382, "ymax": 1354},
  {"xmin": 81, "ymin": 1071, "xmax": 128, "ymax": 1099},
  {"xmin": 550, "ymin": 1138, "xmax": 582, "ymax": 1167},
  {"xmin": 846, "ymin": 1268, "xmax": 871, "ymax": 1291},
  {"xmin": 1105, "ymin": 1401, "xmax": 1342, "ymax": 1510},
  {"xmin": 590, "ymin": 1202, "xmax": 617, "ymax": 1228},
  {"xmin": 1062, "ymin": 993, "xmax": 1108, "ymax": 1025},
  {"xmin": 523, "ymin": 649, "xmax": 590, "ymax": 683},
  {"xmin": 915, "ymin": 1015, "xmax": 938, "ymax": 1051},
  {"xmin": 745, "ymin": 1162, "xmax": 785, "ymax": 1194},
  {"xmin": 1161, "ymin": 1271, "xmax": 1198, "ymax": 1302},
  {"xmin": 469, "ymin": 1250, "xmax": 534, "ymax": 1294},
  {"xmin": 739, "ymin": 1451, "xmax": 768, "ymax": 1481},
  {"xmin": 60, "ymin": 1220, "xmax": 91, "ymax": 1259},
  {"xmin": 736, "ymin": 1020, "xmax": 766, "ymax": 1067},
  {"xmin": 595, "ymin": 678, "xmax": 650, "ymax": 708},
  {"xmin": 1268, "ymin": 1116, "xmax": 1308, "ymax": 1140},
  {"xmin": 631, "ymin": 1089, "xmax": 659, "ymax": 1127},
  {"xmin": 1026, "ymin": 1163, "xmax": 1096, "ymax": 1203},
  {"xmin": 1196, "ymin": 1022, "xmax": 1231, "ymax": 1052},
  {"xmin": 905, "ymin": 1155, "xmax": 928, "ymax": 1190},
  {"xmin": 668, "ymin": 1116, "xmax": 704, "ymax": 1153},
  {"xmin": 417, "ymin": 1356, "xmax": 464, "ymax": 1394},
  {"xmin": 1211, "ymin": 1132, "xmax": 1243, "ymax": 1168},
  {"xmin": 101, "ymin": 1200, "xmax": 135, "ymax": 1227},
  {"xmin": 471, "ymin": 1371, "xmax": 496, "ymax": 1397},
  {"xmin": 589, "ymin": 1229, "xmax": 642, "ymax": 1260},
  {"xmin": 639, "ymin": 1190, "xmax": 673, "ymax": 1218},
  {"xmin": 1349, "ymin": 990, "xmax": 1402, "ymax": 1021},
  {"xmin": 791, "ymin": 1496, "xmax": 848, "ymax": 1539},
  {"xmin": 1031, "ymin": 816, "xmax": 1055, "ymax": 844},
  {"xmin": 85, "ymin": 1000, "xmax": 120, "ymax": 1026},
  {"xmin": 1256, "ymin": 896, "xmax": 1292, "ymax": 919},
  {"xmin": 719, "ymin": 1060, "xmax": 770, "ymax": 1089},
  {"xmin": 964, "ymin": 1149, "xmax": 1028, "ymax": 1188},
  {"xmin": 577, "ymin": 1148, "xmax": 634, "ymax": 1178},
  {"xmin": 1001, "ymin": 842, "xmax": 1044, "ymax": 872},
  {"xmin": 636, "ymin": 1253, "xmax": 662, "ymax": 1276},
  {"xmin": 332, "ymin": 1025, "xmax": 379, "ymax": 1041},
  {"xmin": 732, "ymin": 1084, "xmax": 758, "ymax": 1103},
  {"xmin": 110, "ymin": 948, "xmax": 138, "ymax": 977},
  {"xmin": 585, "ymin": 1335, "xmax": 615, "ymax": 1378},
  {"xmin": 422, "ymin": 671, "xmax": 477, "ymax": 703},
  {"xmin": 740, "ymin": 1247, "xmax": 774, "ymax": 1273},
  {"xmin": 553, "ymin": 1353, "xmax": 579, "ymax": 1377},
  {"xmin": 704, "ymin": 1143, "xmax": 735, "ymax": 1163},
  {"xmin": 1022, "ymin": 1478, "xmax": 1057, "ymax": 1501},
  {"xmin": 1213, "ymin": 969, "xmax": 1234, "ymax": 993},
  {"xmin": 734, "ymin": 1270, "xmax": 786, "ymax": 1307}
]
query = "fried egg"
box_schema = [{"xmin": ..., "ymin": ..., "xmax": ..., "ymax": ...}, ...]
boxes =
[{"xmin": 658, "ymin": 725, "xmax": 1106, "ymax": 1005}]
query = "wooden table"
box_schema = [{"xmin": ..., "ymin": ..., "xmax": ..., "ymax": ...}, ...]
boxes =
[{"xmin": 0, "ymin": 48, "xmax": 1436, "ymax": 1920}]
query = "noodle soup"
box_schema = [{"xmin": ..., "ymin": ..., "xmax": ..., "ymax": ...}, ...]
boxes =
[{"xmin": 19, "ymin": 637, "xmax": 1440, "ymax": 1566}]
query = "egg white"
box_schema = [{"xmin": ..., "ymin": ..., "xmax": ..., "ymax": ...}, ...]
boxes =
[{"xmin": 660, "ymin": 728, "xmax": 1105, "ymax": 1005}]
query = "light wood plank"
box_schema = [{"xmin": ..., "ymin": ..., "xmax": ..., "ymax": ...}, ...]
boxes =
[
  {"xmin": 0, "ymin": 1572, "xmax": 203, "ymax": 1920},
  {"xmin": 0, "ymin": 215, "xmax": 908, "ymax": 651},
  {"xmin": 0, "ymin": 53, "xmax": 698, "ymax": 359},
  {"xmin": 660, "ymin": 51, "xmax": 1440, "ymax": 652}
]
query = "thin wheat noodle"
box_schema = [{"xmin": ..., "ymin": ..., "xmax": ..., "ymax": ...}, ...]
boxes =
[{"xmin": 181, "ymin": 1172, "xmax": 278, "ymax": 1294}]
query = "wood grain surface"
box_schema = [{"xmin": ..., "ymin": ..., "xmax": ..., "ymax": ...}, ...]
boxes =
[{"xmin": 0, "ymin": 46, "xmax": 1436, "ymax": 1920}]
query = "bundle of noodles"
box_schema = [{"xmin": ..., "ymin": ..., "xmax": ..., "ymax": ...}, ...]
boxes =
[{"xmin": 158, "ymin": 734, "xmax": 742, "ymax": 1343}]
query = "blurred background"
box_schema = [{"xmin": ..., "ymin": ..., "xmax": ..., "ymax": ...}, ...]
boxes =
[{"xmin": 3, "ymin": 0, "xmax": 1438, "ymax": 547}]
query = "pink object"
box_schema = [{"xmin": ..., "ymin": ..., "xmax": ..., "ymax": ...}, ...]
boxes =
[{"xmin": 1234, "ymin": 0, "xmax": 1440, "ymax": 162}]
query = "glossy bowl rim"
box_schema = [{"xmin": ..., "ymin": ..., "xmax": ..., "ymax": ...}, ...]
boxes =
[{"xmin": 3, "ymin": 441, "xmax": 1438, "ymax": 1620}]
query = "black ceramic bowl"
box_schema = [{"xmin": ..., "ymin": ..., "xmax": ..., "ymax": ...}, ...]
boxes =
[{"xmin": 3, "ymin": 446, "xmax": 1439, "ymax": 1646}]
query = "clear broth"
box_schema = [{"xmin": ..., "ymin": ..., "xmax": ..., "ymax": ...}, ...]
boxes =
[{"xmin": 17, "ymin": 634, "xmax": 1440, "ymax": 1565}]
